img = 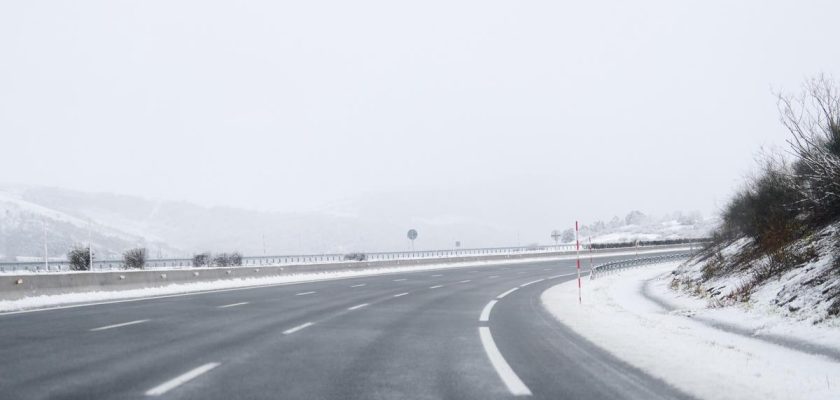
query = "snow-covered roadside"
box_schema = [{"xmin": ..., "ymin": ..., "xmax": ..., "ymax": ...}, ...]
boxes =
[
  {"xmin": 0, "ymin": 248, "xmax": 686, "ymax": 313},
  {"xmin": 541, "ymin": 262, "xmax": 840, "ymax": 400},
  {"xmin": 0, "ymin": 258, "xmax": 517, "ymax": 313}
]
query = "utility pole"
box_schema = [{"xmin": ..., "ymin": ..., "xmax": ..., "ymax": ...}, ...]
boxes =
[
  {"xmin": 88, "ymin": 221, "xmax": 93, "ymax": 271},
  {"xmin": 43, "ymin": 218, "xmax": 49, "ymax": 271}
]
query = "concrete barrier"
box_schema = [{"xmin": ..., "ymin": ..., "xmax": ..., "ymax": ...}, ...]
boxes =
[{"xmin": 1, "ymin": 244, "xmax": 692, "ymax": 301}]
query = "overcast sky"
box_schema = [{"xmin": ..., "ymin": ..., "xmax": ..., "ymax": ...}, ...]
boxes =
[{"xmin": 1, "ymin": 1, "xmax": 839, "ymax": 222}]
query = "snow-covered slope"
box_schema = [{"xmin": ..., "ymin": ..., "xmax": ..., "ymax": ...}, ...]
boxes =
[{"xmin": 673, "ymin": 222, "xmax": 840, "ymax": 324}]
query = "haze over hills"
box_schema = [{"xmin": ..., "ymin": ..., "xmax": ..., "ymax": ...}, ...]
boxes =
[{"xmin": 0, "ymin": 184, "xmax": 716, "ymax": 261}]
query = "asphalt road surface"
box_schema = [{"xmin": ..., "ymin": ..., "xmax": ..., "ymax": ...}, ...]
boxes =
[{"xmin": 0, "ymin": 252, "xmax": 694, "ymax": 400}]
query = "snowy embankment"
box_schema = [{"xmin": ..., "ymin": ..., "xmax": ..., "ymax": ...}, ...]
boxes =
[
  {"xmin": 542, "ymin": 262, "xmax": 840, "ymax": 400},
  {"xmin": 673, "ymin": 223, "xmax": 840, "ymax": 324}
]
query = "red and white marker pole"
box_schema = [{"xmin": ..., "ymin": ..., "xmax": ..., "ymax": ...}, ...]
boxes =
[{"xmin": 575, "ymin": 221, "xmax": 581, "ymax": 304}]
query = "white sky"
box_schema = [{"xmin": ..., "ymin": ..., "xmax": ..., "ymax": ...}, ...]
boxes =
[{"xmin": 1, "ymin": 1, "xmax": 838, "ymax": 221}]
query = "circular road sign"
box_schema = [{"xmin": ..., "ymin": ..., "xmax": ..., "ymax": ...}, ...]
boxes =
[{"xmin": 407, "ymin": 229, "xmax": 418, "ymax": 240}]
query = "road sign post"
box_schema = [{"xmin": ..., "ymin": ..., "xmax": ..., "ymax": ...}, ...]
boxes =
[{"xmin": 407, "ymin": 229, "xmax": 418, "ymax": 251}]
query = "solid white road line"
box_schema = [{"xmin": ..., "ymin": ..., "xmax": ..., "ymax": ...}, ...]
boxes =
[
  {"xmin": 217, "ymin": 302, "xmax": 249, "ymax": 309},
  {"xmin": 520, "ymin": 279, "xmax": 544, "ymax": 287},
  {"xmin": 283, "ymin": 322, "xmax": 314, "ymax": 335},
  {"xmin": 295, "ymin": 291, "xmax": 316, "ymax": 296},
  {"xmin": 90, "ymin": 319, "xmax": 149, "ymax": 332},
  {"xmin": 478, "ymin": 327, "xmax": 532, "ymax": 396},
  {"xmin": 145, "ymin": 362, "xmax": 221, "ymax": 397},
  {"xmin": 393, "ymin": 278, "xmax": 407, "ymax": 282},
  {"xmin": 547, "ymin": 272, "xmax": 577, "ymax": 279},
  {"xmin": 429, "ymin": 285, "xmax": 444, "ymax": 289},
  {"xmin": 350, "ymin": 284, "xmax": 366, "ymax": 288},
  {"xmin": 459, "ymin": 280, "xmax": 472, "ymax": 283},
  {"xmin": 479, "ymin": 300, "xmax": 498, "ymax": 322},
  {"xmin": 393, "ymin": 292, "xmax": 409, "ymax": 297},
  {"xmin": 348, "ymin": 303, "xmax": 369, "ymax": 311},
  {"xmin": 496, "ymin": 287, "xmax": 518, "ymax": 299}
]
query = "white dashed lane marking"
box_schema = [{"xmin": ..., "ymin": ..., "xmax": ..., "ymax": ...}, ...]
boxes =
[
  {"xmin": 217, "ymin": 302, "xmax": 249, "ymax": 309},
  {"xmin": 348, "ymin": 303, "xmax": 369, "ymax": 311},
  {"xmin": 295, "ymin": 291, "xmax": 316, "ymax": 296},
  {"xmin": 283, "ymin": 322, "xmax": 314, "ymax": 335},
  {"xmin": 145, "ymin": 362, "xmax": 221, "ymax": 397},
  {"xmin": 90, "ymin": 319, "xmax": 149, "ymax": 332}
]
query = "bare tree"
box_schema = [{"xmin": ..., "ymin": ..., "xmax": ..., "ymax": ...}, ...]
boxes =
[{"xmin": 779, "ymin": 75, "xmax": 840, "ymax": 224}]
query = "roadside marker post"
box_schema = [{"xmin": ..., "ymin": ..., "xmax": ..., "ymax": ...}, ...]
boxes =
[{"xmin": 575, "ymin": 221, "xmax": 581, "ymax": 304}]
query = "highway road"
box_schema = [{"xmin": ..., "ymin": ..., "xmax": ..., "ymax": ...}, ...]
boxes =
[{"xmin": 0, "ymin": 252, "xmax": 693, "ymax": 399}]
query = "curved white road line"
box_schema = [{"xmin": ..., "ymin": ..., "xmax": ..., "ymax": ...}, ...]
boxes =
[
  {"xmin": 496, "ymin": 287, "xmax": 518, "ymax": 299},
  {"xmin": 479, "ymin": 300, "xmax": 498, "ymax": 322},
  {"xmin": 478, "ymin": 327, "xmax": 532, "ymax": 396},
  {"xmin": 520, "ymin": 279, "xmax": 544, "ymax": 288}
]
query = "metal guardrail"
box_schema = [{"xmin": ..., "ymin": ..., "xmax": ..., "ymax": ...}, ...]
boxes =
[
  {"xmin": 589, "ymin": 252, "xmax": 693, "ymax": 280},
  {"xmin": 0, "ymin": 244, "xmax": 589, "ymax": 273},
  {"xmin": 0, "ymin": 242, "xmax": 701, "ymax": 274}
]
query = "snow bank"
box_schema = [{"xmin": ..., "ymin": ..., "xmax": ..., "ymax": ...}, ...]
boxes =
[
  {"xmin": 541, "ymin": 262, "xmax": 840, "ymax": 400},
  {"xmin": 674, "ymin": 223, "xmax": 840, "ymax": 324}
]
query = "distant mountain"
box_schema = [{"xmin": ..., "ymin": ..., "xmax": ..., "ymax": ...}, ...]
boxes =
[{"xmin": 0, "ymin": 185, "xmax": 716, "ymax": 261}]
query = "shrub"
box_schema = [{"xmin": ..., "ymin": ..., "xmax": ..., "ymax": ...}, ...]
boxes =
[
  {"xmin": 68, "ymin": 247, "xmax": 91, "ymax": 271},
  {"xmin": 213, "ymin": 253, "xmax": 233, "ymax": 267},
  {"xmin": 229, "ymin": 252, "xmax": 243, "ymax": 266},
  {"xmin": 343, "ymin": 252, "xmax": 366, "ymax": 261},
  {"xmin": 720, "ymin": 156, "xmax": 802, "ymax": 251},
  {"xmin": 192, "ymin": 252, "xmax": 211, "ymax": 268},
  {"xmin": 123, "ymin": 248, "xmax": 146, "ymax": 269}
]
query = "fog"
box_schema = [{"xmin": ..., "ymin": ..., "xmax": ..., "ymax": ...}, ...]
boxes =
[{"xmin": 2, "ymin": 1, "xmax": 839, "ymax": 235}]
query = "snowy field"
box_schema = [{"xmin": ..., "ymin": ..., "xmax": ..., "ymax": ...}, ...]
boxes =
[{"xmin": 542, "ymin": 262, "xmax": 840, "ymax": 400}]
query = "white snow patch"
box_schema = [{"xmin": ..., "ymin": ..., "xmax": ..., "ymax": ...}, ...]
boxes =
[{"xmin": 542, "ymin": 262, "xmax": 840, "ymax": 400}]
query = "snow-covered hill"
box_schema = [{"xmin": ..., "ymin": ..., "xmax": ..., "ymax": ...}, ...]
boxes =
[
  {"xmin": 0, "ymin": 185, "xmax": 715, "ymax": 261},
  {"xmin": 556, "ymin": 211, "xmax": 716, "ymax": 245}
]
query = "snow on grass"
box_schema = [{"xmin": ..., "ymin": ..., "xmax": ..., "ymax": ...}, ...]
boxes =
[
  {"xmin": 674, "ymin": 223, "xmax": 840, "ymax": 324},
  {"xmin": 542, "ymin": 262, "xmax": 840, "ymax": 400},
  {"xmin": 0, "ymin": 248, "xmax": 690, "ymax": 313}
]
